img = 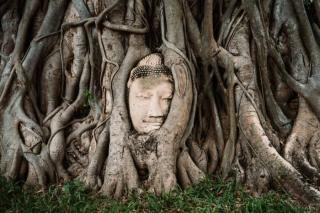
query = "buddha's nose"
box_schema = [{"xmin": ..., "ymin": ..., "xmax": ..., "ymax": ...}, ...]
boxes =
[{"xmin": 147, "ymin": 96, "xmax": 163, "ymax": 118}]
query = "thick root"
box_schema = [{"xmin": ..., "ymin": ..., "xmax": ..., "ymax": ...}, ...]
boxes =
[
  {"xmin": 177, "ymin": 150, "xmax": 205, "ymax": 188},
  {"xmin": 100, "ymin": 146, "xmax": 139, "ymax": 198},
  {"xmin": 284, "ymin": 97, "xmax": 320, "ymax": 183}
]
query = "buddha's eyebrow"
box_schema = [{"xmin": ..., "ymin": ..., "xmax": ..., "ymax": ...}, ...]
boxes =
[
  {"xmin": 136, "ymin": 91, "xmax": 152, "ymax": 96},
  {"xmin": 161, "ymin": 93, "xmax": 173, "ymax": 98}
]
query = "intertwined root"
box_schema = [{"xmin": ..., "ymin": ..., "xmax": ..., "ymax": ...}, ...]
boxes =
[
  {"xmin": 284, "ymin": 98, "xmax": 320, "ymax": 183},
  {"xmin": 1, "ymin": 0, "xmax": 320, "ymax": 205},
  {"xmin": 0, "ymin": 89, "xmax": 55, "ymax": 189}
]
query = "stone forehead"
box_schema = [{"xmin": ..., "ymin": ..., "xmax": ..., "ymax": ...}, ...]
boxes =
[{"xmin": 133, "ymin": 75, "xmax": 174, "ymax": 90}]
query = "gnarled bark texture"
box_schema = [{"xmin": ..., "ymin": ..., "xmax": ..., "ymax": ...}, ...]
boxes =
[{"xmin": 1, "ymin": 0, "xmax": 320, "ymax": 206}]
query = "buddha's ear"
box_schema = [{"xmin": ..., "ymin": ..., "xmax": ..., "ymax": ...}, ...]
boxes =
[{"xmin": 127, "ymin": 79, "xmax": 132, "ymax": 88}]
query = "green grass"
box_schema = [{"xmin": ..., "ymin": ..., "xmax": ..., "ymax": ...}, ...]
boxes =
[{"xmin": 0, "ymin": 177, "xmax": 314, "ymax": 213}]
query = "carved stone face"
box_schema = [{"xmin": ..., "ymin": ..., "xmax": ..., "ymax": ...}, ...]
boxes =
[{"xmin": 128, "ymin": 75, "xmax": 174, "ymax": 134}]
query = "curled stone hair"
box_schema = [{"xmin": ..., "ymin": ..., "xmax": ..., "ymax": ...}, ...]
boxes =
[{"xmin": 127, "ymin": 53, "xmax": 173, "ymax": 87}]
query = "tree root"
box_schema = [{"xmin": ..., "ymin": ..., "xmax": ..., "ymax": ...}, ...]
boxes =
[
  {"xmin": 0, "ymin": 89, "xmax": 54, "ymax": 189},
  {"xmin": 284, "ymin": 97, "xmax": 320, "ymax": 183},
  {"xmin": 48, "ymin": 55, "xmax": 91, "ymax": 181},
  {"xmin": 82, "ymin": 120, "xmax": 110, "ymax": 191},
  {"xmin": 177, "ymin": 150, "xmax": 205, "ymax": 188}
]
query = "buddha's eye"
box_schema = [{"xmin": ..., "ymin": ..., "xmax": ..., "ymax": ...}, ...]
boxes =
[
  {"xmin": 162, "ymin": 96, "xmax": 172, "ymax": 102},
  {"xmin": 136, "ymin": 94, "xmax": 151, "ymax": 99}
]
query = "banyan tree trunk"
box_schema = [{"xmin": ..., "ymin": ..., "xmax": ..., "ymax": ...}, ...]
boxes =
[{"xmin": 1, "ymin": 0, "xmax": 320, "ymax": 207}]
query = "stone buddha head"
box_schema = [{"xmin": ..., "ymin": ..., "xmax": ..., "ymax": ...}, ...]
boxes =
[{"xmin": 127, "ymin": 53, "xmax": 174, "ymax": 134}]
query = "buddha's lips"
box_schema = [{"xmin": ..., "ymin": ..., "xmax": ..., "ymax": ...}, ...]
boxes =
[{"xmin": 143, "ymin": 118, "xmax": 164, "ymax": 124}]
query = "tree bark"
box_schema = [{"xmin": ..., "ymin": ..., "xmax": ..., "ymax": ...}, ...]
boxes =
[{"xmin": 0, "ymin": 0, "xmax": 320, "ymax": 206}]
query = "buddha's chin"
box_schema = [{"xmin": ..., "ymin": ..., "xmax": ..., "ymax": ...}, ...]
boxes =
[{"xmin": 139, "ymin": 123, "xmax": 162, "ymax": 134}]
